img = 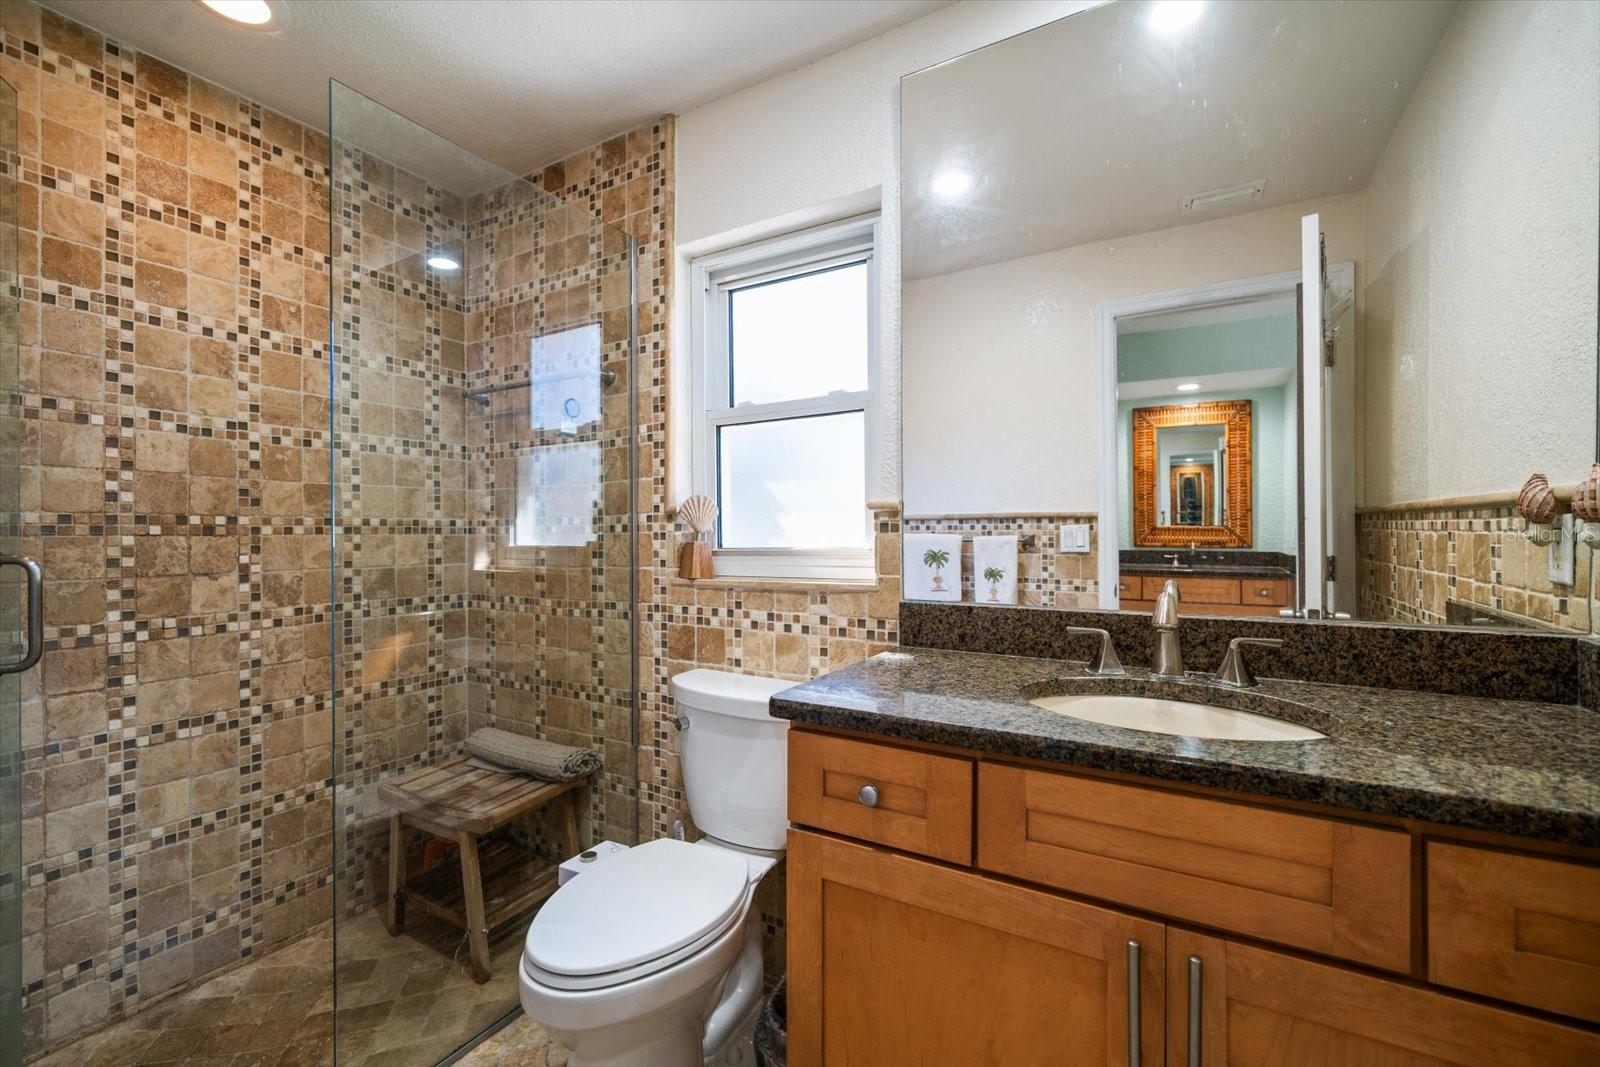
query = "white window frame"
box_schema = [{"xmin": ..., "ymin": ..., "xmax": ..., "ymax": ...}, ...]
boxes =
[{"xmin": 689, "ymin": 214, "xmax": 880, "ymax": 582}]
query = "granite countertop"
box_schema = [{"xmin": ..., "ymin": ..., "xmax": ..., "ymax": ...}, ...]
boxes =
[
  {"xmin": 1120, "ymin": 563, "xmax": 1294, "ymax": 579},
  {"xmin": 770, "ymin": 647, "xmax": 1600, "ymax": 847}
]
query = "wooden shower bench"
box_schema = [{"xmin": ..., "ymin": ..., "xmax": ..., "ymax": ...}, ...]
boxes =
[{"xmin": 378, "ymin": 754, "xmax": 585, "ymax": 982}]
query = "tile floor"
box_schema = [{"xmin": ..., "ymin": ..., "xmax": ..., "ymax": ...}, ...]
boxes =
[{"xmin": 31, "ymin": 909, "xmax": 557, "ymax": 1067}]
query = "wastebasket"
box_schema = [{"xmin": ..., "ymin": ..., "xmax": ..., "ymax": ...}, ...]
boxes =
[{"xmin": 754, "ymin": 977, "xmax": 786, "ymax": 1067}]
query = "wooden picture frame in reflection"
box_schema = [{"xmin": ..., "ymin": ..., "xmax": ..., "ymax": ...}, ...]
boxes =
[{"xmin": 1133, "ymin": 400, "xmax": 1252, "ymax": 548}]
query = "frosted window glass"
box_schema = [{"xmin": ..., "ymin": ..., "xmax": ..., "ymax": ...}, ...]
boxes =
[
  {"xmin": 729, "ymin": 262, "xmax": 868, "ymax": 405},
  {"xmin": 718, "ymin": 414, "xmax": 867, "ymax": 548},
  {"xmin": 529, "ymin": 324, "xmax": 601, "ymax": 434},
  {"xmin": 513, "ymin": 441, "xmax": 600, "ymax": 547}
]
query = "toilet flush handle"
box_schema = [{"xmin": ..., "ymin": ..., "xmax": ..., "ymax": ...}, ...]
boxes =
[{"xmin": 858, "ymin": 784, "xmax": 879, "ymax": 807}]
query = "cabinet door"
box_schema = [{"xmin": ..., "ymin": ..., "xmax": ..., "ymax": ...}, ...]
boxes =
[
  {"xmin": 1165, "ymin": 927, "xmax": 1600, "ymax": 1067},
  {"xmin": 788, "ymin": 828, "xmax": 1165, "ymax": 1066}
]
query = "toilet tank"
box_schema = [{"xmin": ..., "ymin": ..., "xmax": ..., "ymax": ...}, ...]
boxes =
[{"xmin": 671, "ymin": 669, "xmax": 795, "ymax": 851}]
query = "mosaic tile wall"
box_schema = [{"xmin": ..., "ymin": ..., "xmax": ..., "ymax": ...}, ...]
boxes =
[
  {"xmin": 327, "ymin": 138, "xmax": 474, "ymax": 917},
  {"xmin": 4, "ymin": 4, "xmax": 334, "ymax": 1051},
  {"xmin": 902, "ymin": 514, "xmax": 1100, "ymax": 608},
  {"xmin": 461, "ymin": 176, "xmax": 637, "ymax": 849},
  {"xmin": 329, "ymin": 120, "xmax": 640, "ymax": 936},
  {"xmin": 1358, "ymin": 505, "xmax": 1597, "ymax": 633}
]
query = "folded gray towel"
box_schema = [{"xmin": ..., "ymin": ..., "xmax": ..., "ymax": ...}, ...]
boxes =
[{"xmin": 464, "ymin": 728, "xmax": 601, "ymax": 782}]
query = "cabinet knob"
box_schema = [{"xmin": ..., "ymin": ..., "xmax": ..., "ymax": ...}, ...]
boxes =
[
  {"xmin": 1256, "ymin": 587, "xmax": 1271, "ymax": 597},
  {"xmin": 857, "ymin": 784, "xmax": 879, "ymax": 807}
]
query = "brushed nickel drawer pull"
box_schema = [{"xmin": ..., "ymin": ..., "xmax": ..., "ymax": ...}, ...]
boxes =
[
  {"xmin": 1188, "ymin": 954, "xmax": 1203, "ymax": 1067},
  {"xmin": 857, "ymin": 784, "xmax": 879, "ymax": 807},
  {"xmin": 1127, "ymin": 939, "xmax": 1142, "ymax": 1066}
]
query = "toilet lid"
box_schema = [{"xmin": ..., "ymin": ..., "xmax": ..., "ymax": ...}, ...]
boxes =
[{"xmin": 526, "ymin": 838, "xmax": 749, "ymax": 978}]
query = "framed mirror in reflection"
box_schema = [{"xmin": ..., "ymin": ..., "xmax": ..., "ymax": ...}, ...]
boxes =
[{"xmin": 899, "ymin": 0, "xmax": 1597, "ymax": 633}]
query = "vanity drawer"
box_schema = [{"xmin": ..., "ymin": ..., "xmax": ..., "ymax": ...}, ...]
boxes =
[
  {"xmin": 1141, "ymin": 574, "xmax": 1240, "ymax": 604},
  {"xmin": 978, "ymin": 763, "xmax": 1412, "ymax": 971},
  {"xmin": 1427, "ymin": 842, "xmax": 1600, "ymax": 1022},
  {"xmin": 1242, "ymin": 577, "xmax": 1291, "ymax": 605},
  {"xmin": 789, "ymin": 730, "xmax": 973, "ymax": 864}
]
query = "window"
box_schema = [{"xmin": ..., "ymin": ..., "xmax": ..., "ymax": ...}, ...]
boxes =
[
  {"xmin": 691, "ymin": 216, "xmax": 878, "ymax": 580},
  {"xmin": 507, "ymin": 324, "xmax": 604, "ymax": 556}
]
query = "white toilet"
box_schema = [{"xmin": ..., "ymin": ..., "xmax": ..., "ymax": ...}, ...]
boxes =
[{"xmin": 519, "ymin": 669, "xmax": 793, "ymax": 1067}]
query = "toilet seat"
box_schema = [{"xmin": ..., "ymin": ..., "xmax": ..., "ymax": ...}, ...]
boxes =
[{"xmin": 525, "ymin": 838, "xmax": 751, "ymax": 992}]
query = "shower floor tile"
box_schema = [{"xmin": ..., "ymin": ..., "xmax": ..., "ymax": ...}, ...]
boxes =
[{"xmin": 31, "ymin": 910, "xmax": 556, "ymax": 1067}]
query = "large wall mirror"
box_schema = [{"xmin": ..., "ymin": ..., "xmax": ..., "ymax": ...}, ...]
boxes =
[{"xmin": 900, "ymin": 0, "xmax": 1598, "ymax": 632}]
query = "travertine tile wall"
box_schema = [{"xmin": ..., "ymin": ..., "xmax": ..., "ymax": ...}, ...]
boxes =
[
  {"xmin": 1358, "ymin": 505, "xmax": 1597, "ymax": 632},
  {"xmin": 4, "ymin": 4, "xmax": 333, "ymax": 1050},
  {"xmin": 327, "ymin": 139, "xmax": 475, "ymax": 916},
  {"xmin": 902, "ymin": 514, "xmax": 1100, "ymax": 608},
  {"xmin": 329, "ymin": 108, "xmax": 640, "ymax": 921},
  {"xmin": 462, "ymin": 175, "xmax": 637, "ymax": 849}
]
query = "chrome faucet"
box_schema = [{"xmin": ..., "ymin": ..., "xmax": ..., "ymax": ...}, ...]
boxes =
[{"xmin": 1151, "ymin": 579, "xmax": 1183, "ymax": 678}]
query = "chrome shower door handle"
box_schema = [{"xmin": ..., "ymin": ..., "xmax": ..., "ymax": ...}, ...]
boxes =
[{"xmin": 0, "ymin": 555, "xmax": 41, "ymax": 675}]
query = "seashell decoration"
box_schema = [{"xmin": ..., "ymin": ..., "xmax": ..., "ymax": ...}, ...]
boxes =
[
  {"xmin": 678, "ymin": 494, "xmax": 719, "ymax": 537},
  {"xmin": 1571, "ymin": 462, "xmax": 1600, "ymax": 524},
  {"xmin": 676, "ymin": 494, "xmax": 718, "ymax": 580},
  {"xmin": 1516, "ymin": 472, "xmax": 1559, "ymax": 526}
]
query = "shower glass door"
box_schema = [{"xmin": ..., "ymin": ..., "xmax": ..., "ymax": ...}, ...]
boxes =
[
  {"xmin": 329, "ymin": 82, "xmax": 638, "ymax": 1066},
  {"xmin": 0, "ymin": 73, "xmax": 24, "ymax": 1067}
]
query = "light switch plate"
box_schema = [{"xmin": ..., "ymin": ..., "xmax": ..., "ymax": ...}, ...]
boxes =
[
  {"xmin": 1548, "ymin": 514, "xmax": 1575, "ymax": 587},
  {"xmin": 1058, "ymin": 523, "xmax": 1091, "ymax": 554}
]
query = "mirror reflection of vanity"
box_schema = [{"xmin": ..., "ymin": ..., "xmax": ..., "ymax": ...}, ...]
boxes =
[{"xmin": 900, "ymin": 0, "xmax": 1598, "ymax": 631}]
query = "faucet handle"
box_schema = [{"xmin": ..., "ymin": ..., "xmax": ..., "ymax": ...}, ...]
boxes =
[
  {"xmin": 1153, "ymin": 579, "xmax": 1181, "ymax": 629},
  {"xmin": 1064, "ymin": 627, "xmax": 1126, "ymax": 676},
  {"xmin": 1215, "ymin": 637, "xmax": 1285, "ymax": 689}
]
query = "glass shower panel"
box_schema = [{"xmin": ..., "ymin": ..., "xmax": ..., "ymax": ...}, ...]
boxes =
[
  {"xmin": 0, "ymin": 74, "xmax": 21, "ymax": 1067},
  {"xmin": 329, "ymin": 82, "xmax": 636, "ymax": 1067}
]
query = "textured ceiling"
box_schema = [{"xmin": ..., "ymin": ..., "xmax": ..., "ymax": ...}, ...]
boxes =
[
  {"xmin": 902, "ymin": 0, "xmax": 1459, "ymax": 278},
  {"xmin": 43, "ymin": 0, "xmax": 953, "ymax": 173}
]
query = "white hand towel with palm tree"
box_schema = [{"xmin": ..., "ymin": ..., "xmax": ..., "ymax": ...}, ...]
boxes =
[
  {"xmin": 973, "ymin": 535, "xmax": 1018, "ymax": 604},
  {"xmin": 904, "ymin": 533, "xmax": 961, "ymax": 601}
]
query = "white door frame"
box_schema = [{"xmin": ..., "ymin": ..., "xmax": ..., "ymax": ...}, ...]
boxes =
[{"xmin": 1095, "ymin": 269, "xmax": 1302, "ymax": 609}]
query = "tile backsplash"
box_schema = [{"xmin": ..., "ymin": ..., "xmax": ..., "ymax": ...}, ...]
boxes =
[
  {"xmin": 1359, "ymin": 503, "xmax": 1595, "ymax": 633},
  {"xmin": 901, "ymin": 513, "xmax": 1100, "ymax": 608}
]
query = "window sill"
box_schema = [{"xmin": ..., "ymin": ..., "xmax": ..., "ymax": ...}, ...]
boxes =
[{"xmin": 668, "ymin": 574, "xmax": 882, "ymax": 594}]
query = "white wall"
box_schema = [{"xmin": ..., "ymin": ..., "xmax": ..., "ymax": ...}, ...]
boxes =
[
  {"xmin": 672, "ymin": 0, "xmax": 1094, "ymax": 502},
  {"xmin": 902, "ymin": 193, "xmax": 1364, "ymax": 515},
  {"xmin": 1360, "ymin": 0, "xmax": 1599, "ymax": 505}
]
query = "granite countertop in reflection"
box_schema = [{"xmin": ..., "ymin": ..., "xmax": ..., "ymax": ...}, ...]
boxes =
[
  {"xmin": 770, "ymin": 647, "xmax": 1600, "ymax": 847},
  {"xmin": 1120, "ymin": 563, "xmax": 1295, "ymax": 579}
]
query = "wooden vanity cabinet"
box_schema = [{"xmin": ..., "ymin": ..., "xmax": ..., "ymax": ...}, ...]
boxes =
[
  {"xmin": 787, "ymin": 828, "xmax": 1166, "ymax": 1067},
  {"xmin": 979, "ymin": 763, "xmax": 1412, "ymax": 972},
  {"xmin": 1167, "ymin": 927, "xmax": 1598, "ymax": 1067},
  {"xmin": 785, "ymin": 728, "xmax": 1600, "ymax": 1066},
  {"xmin": 1118, "ymin": 572, "xmax": 1292, "ymax": 617},
  {"xmin": 1426, "ymin": 841, "xmax": 1600, "ymax": 1022}
]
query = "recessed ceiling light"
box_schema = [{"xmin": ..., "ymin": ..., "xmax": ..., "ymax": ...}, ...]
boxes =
[
  {"xmin": 1148, "ymin": 0, "xmax": 1205, "ymax": 34},
  {"xmin": 427, "ymin": 254, "xmax": 461, "ymax": 272},
  {"xmin": 930, "ymin": 168, "xmax": 975, "ymax": 201},
  {"xmin": 199, "ymin": 0, "xmax": 274, "ymax": 26},
  {"xmin": 1176, "ymin": 382, "xmax": 1202, "ymax": 392}
]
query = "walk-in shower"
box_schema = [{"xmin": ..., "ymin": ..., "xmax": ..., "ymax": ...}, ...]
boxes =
[
  {"xmin": 327, "ymin": 81, "xmax": 640, "ymax": 1067},
  {"xmin": 0, "ymin": 18, "xmax": 637, "ymax": 1058}
]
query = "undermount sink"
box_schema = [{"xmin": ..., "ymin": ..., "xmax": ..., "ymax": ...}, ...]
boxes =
[{"xmin": 1029, "ymin": 692, "xmax": 1325, "ymax": 742}]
